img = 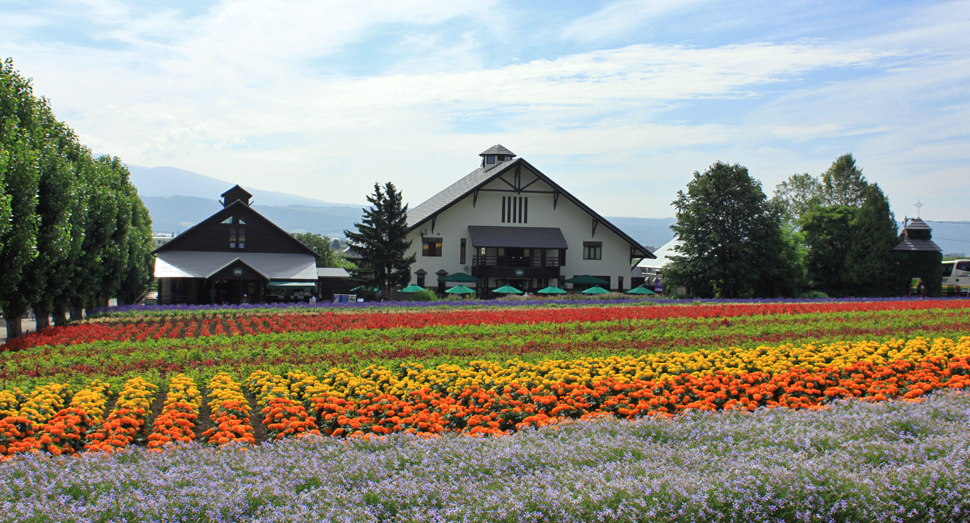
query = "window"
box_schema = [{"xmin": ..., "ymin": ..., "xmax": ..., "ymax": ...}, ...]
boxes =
[
  {"xmin": 416, "ymin": 273, "xmax": 425, "ymax": 287},
  {"xmin": 238, "ymin": 228, "xmax": 245, "ymax": 249},
  {"xmin": 486, "ymin": 155, "xmax": 495, "ymax": 164},
  {"xmin": 460, "ymin": 238, "xmax": 466, "ymax": 264},
  {"xmin": 583, "ymin": 242, "xmax": 602, "ymax": 260},
  {"xmin": 229, "ymin": 227, "xmax": 237, "ymax": 249},
  {"xmin": 422, "ymin": 238, "xmax": 442, "ymax": 257},
  {"xmin": 501, "ymin": 196, "xmax": 528, "ymax": 223},
  {"xmin": 222, "ymin": 217, "xmax": 233, "ymax": 224}
]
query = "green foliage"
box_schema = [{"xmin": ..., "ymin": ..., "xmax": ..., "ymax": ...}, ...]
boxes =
[
  {"xmin": 410, "ymin": 288, "xmax": 437, "ymax": 302},
  {"xmin": 667, "ymin": 161, "xmax": 796, "ymax": 298},
  {"xmin": 1, "ymin": 58, "xmax": 153, "ymax": 332},
  {"xmin": 0, "ymin": 58, "xmax": 43, "ymax": 332},
  {"xmin": 845, "ymin": 185, "xmax": 899, "ymax": 297},
  {"xmin": 344, "ymin": 182, "xmax": 416, "ymax": 299},
  {"xmin": 802, "ymin": 206, "xmax": 857, "ymax": 296},
  {"xmin": 291, "ymin": 232, "xmax": 341, "ymax": 268},
  {"xmin": 777, "ymin": 154, "xmax": 902, "ymax": 298}
]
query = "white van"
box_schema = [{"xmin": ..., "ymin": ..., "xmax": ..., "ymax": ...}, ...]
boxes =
[{"xmin": 942, "ymin": 260, "xmax": 970, "ymax": 296}]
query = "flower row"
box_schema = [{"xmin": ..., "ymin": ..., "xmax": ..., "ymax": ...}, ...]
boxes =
[
  {"xmin": 1, "ymin": 337, "xmax": 969, "ymax": 455},
  {"xmin": 6, "ymin": 299, "xmax": 969, "ymax": 352},
  {"xmin": 4, "ymin": 303, "xmax": 969, "ymax": 392}
]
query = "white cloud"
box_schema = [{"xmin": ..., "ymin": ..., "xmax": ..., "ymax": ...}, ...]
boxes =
[{"xmin": 561, "ymin": 0, "xmax": 709, "ymax": 43}]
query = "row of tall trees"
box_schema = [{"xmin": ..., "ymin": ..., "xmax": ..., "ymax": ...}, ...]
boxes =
[
  {"xmin": 1, "ymin": 58, "xmax": 153, "ymax": 338},
  {"xmin": 666, "ymin": 155, "xmax": 909, "ymax": 299}
]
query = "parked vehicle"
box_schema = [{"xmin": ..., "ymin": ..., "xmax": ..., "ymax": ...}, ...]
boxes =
[{"xmin": 942, "ymin": 259, "xmax": 970, "ymax": 296}]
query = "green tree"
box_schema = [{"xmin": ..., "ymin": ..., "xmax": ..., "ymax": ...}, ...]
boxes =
[
  {"xmin": 844, "ymin": 184, "xmax": 899, "ymax": 297},
  {"xmin": 773, "ymin": 172, "xmax": 823, "ymax": 230},
  {"xmin": 343, "ymin": 182, "xmax": 415, "ymax": 299},
  {"xmin": 802, "ymin": 206, "xmax": 857, "ymax": 296},
  {"xmin": 25, "ymin": 124, "xmax": 79, "ymax": 329},
  {"xmin": 821, "ymin": 153, "xmax": 868, "ymax": 207},
  {"xmin": 666, "ymin": 161, "xmax": 795, "ymax": 299},
  {"xmin": 118, "ymin": 189, "xmax": 154, "ymax": 305},
  {"xmin": 0, "ymin": 58, "xmax": 43, "ymax": 338},
  {"xmin": 291, "ymin": 232, "xmax": 340, "ymax": 268}
]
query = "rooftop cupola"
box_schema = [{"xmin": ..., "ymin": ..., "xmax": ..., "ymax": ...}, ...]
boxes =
[
  {"xmin": 221, "ymin": 185, "xmax": 253, "ymax": 207},
  {"xmin": 480, "ymin": 144, "xmax": 516, "ymax": 169}
]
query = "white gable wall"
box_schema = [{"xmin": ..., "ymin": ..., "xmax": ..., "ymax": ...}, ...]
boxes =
[{"xmin": 406, "ymin": 164, "xmax": 633, "ymax": 290}]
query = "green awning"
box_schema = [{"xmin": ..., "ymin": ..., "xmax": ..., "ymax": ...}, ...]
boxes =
[{"xmin": 266, "ymin": 281, "xmax": 316, "ymax": 289}]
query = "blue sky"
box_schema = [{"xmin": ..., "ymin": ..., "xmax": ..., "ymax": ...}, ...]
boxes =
[{"xmin": 2, "ymin": 0, "xmax": 969, "ymax": 223}]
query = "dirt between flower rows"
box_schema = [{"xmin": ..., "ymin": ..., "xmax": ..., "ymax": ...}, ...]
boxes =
[{"xmin": 146, "ymin": 390, "xmax": 269, "ymax": 445}]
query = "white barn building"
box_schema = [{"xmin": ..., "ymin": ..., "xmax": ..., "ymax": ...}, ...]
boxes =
[{"xmin": 405, "ymin": 145, "xmax": 655, "ymax": 294}]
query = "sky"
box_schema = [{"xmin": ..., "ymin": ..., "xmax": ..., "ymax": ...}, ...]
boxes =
[{"xmin": 2, "ymin": 0, "xmax": 970, "ymax": 222}]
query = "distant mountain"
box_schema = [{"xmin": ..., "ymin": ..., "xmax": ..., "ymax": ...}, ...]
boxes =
[
  {"xmin": 144, "ymin": 196, "xmax": 364, "ymax": 238},
  {"xmin": 605, "ymin": 217, "xmax": 677, "ymax": 253},
  {"xmin": 128, "ymin": 165, "xmax": 358, "ymax": 208}
]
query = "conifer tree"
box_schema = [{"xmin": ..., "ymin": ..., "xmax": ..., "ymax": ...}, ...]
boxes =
[{"xmin": 344, "ymin": 182, "xmax": 415, "ymax": 299}]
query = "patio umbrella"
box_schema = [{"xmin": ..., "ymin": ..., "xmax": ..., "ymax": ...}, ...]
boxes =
[
  {"xmin": 582, "ymin": 286, "xmax": 610, "ymax": 294},
  {"xmin": 445, "ymin": 285, "xmax": 476, "ymax": 294},
  {"xmin": 537, "ymin": 286, "xmax": 567, "ymax": 295},
  {"xmin": 400, "ymin": 285, "xmax": 425, "ymax": 293},
  {"xmin": 626, "ymin": 286, "xmax": 655, "ymax": 295},
  {"xmin": 438, "ymin": 272, "xmax": 482, "ymax": 283},
  {"xmin": 564, "ymin": 275, "xmax": 609, "ymax": 285},
  {"xmin": 492, "ymin": 284, "xmax": 523, "ymax": 294}
]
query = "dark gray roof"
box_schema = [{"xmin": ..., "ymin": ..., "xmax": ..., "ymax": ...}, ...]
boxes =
[
  {"xmin": 468, "ymin": 226, "xmax": 568, "ymax": 249},
  {"xmin": 894, "ymin": 239, "xmax": 942, "ymax": 252},
  {"xmin": 903, "ymin": 217, "xmax": 932, "ymax": 231},
  {"xmin": 408, "ymin": 164, "xmax": 501, "ymax": 227},
  {"xmin": 480, "ymin": 144, "xmax": 515, "ymax": 157}
]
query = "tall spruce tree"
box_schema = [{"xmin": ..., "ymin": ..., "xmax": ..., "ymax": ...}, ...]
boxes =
[{"xmin": 344, "ymin": 182, "xmax": 415, "ymax": 299}]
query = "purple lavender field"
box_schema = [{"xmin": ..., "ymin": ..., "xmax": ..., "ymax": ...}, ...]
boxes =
[{"xmin": 1, "ymin": 392, "xmax": 968, "ymax": 522}]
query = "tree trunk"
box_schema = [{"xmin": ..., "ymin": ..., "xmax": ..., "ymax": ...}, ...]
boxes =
[
  {"xmin": 53, "ymin": 310, "xmax": 70, "ymax": 326},
  {"xmin": 33, "ymin": 303, "xmax": 51, "ymax": 330},
  {"xmin": 3, "ymin": 311, "xmax": 23, "ymax": 340},
  {"xmin": 69, "ymin": 304, "xmax": 84, "ymax": 322}
]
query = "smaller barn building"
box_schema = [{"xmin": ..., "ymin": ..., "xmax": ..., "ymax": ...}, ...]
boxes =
[{"xmin": 152, "ymin": 186, "xmax": 319, "ymax": 305}]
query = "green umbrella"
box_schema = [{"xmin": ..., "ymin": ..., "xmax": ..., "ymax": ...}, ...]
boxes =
[
  {"xmin": 582, "ymin": 286, "xmax": 610, "ymax": 294},
  {"xmin": 626, "ymin": 286, "xmax": 655, "ymax": 295},
  {"xmin": 537, "ymin": 286, "xmax": 567, "ymax": 295},
  {"xmin": 445, "ymin": 285, "xmax": 476, "ymax": 294},
  {"xmin": 492, "ymin": 284, "xmax": 523, "ymax": 294},
  {"xmin": 438, "ymin": 272, "xmax": 482, "ymax": 283},
  {"xmin": 400, "ymin": 284, "xmax": 425, "ymax": 293},
  {"xmin": 564, "ymin": 275, "xmax": 609, "ymax": 285}
]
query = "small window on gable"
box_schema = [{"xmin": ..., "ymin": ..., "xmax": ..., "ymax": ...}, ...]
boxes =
[
  {"xmin": 222, "ymin": 217, "xmax": 233, "ymax": 224},
  {"xmin": 238, "ymin": 217, "xmax": 246, "ymax": 225}
]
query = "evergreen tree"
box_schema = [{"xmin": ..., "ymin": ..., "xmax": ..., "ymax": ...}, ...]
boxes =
[
  {"xmin": 666, "ymin": 161, "xmax": 795, "ymax": 298},
  {"xmin": 344, "ymin": 182, "xmax": 415, "ymax": 299},
  {"xmin": 845, "ymin": 184, "xmax": 899, "ymax": 297},
  {"xmin": 802, "ymin": 206, "xmax": 857, "ymax": 296}
]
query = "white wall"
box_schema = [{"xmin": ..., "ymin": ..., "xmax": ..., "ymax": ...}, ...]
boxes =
[{"xmin": 405, "ymin": 162, "xmax": 635, "ymax": 290}]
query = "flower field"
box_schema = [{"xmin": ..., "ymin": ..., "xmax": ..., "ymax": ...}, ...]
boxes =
[{"xmin": 1, "ymin": 298, "xmax": 970, "ymax": 521}]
